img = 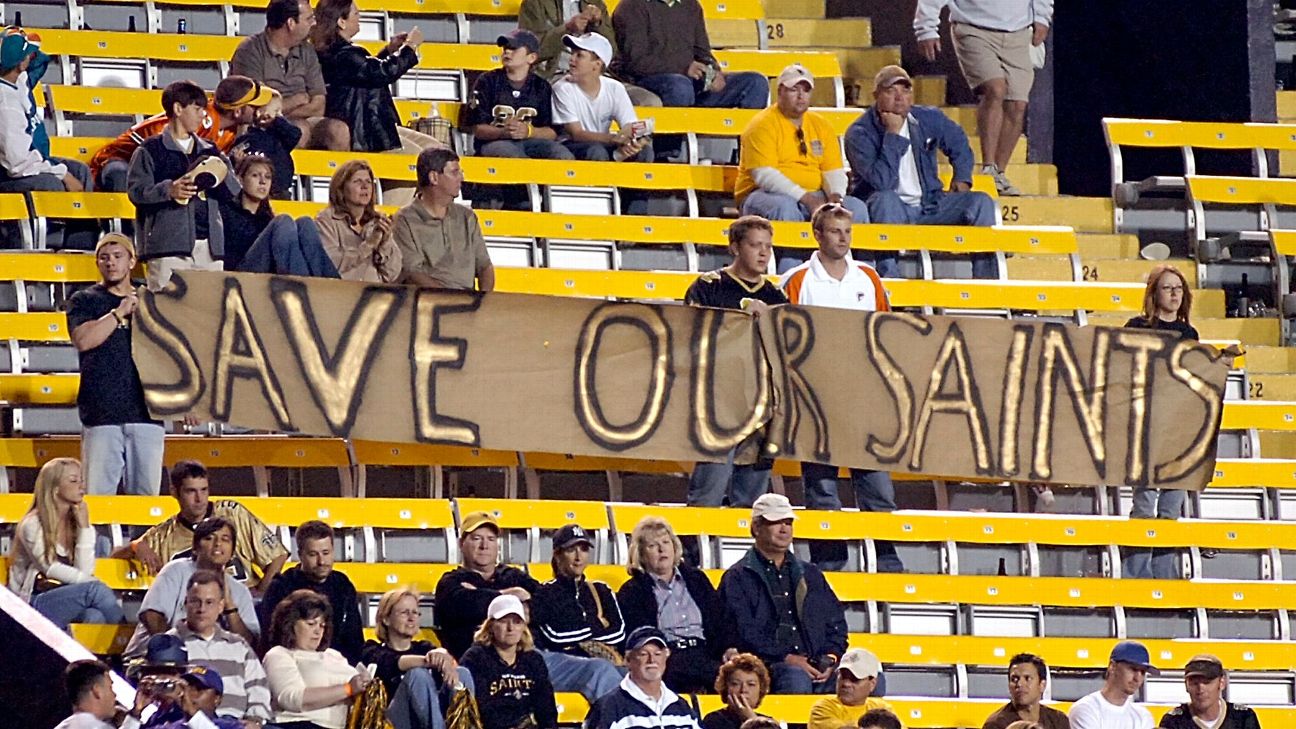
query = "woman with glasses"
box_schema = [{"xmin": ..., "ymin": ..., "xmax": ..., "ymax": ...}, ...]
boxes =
[{"xmin": 361, "ymin": 587, "xmax": 473, "ymax": 729}]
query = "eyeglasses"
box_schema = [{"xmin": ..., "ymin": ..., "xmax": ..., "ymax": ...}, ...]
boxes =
[
  {"xmin": 795, "ymin": 128, "xmax": 807, "ymax": 156},
  {"xmin": 1159, "ymin": 285, "xmax": 1184, "ymax": 294}
]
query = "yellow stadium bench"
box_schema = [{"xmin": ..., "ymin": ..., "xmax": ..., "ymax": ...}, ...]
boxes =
[
  {"xmin": 517, "ymin": 452, "xmax": 690, "ymax": 501},
  {"xmin": 49, "ymin": 136, "xmax": 109, "ymax": 164},
  {"xmin": 0, "ymin": 193, "xmax": 33, "ymax": 246},
  {"xmin": 351, "ymin": 440, "xmax": 520, "ymax": 499},
  {"xmin": 0, "ymin": 373, "xmax": 79, "ymax": 406},
  {"xmin": 0, "ymin": 311, "xmax": 70, "ymax": 341},
  {"xmin": 458, "ymin": 497, "xmax": 611, "ymax": 563},
  {"xmin": 525, "ymin": 562, "xmax": 630, "ymax": 590},
  {"xmin": 1209, "ymin": 457, "xmax": 1296, "ymax": 489},
  {"xmin": 98, "ymin": 0, "xmax": 764, "ymax": 19},
  {"xmin": 0, "ymin": 250, "xmax": 103, "ymax": 281},
  {"xmin": 70, "ymin": 622, "xmax": 441, "ymax": 655},
  {"xmin": 79, "ymin": 557, "xmax": 455, "ymax": 593},
  {"xmin": 28, "ymin": 191, "xmax": 133, "ymax": 247}
]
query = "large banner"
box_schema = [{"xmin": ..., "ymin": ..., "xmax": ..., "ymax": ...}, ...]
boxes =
[{"xmin": 134, "ymin": 271, "xmax": 1230, "ymax": 490}]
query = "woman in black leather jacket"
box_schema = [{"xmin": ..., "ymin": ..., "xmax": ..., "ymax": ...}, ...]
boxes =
[{"xmin": 311, "ymin": 0, "xmax": 440, "ymax": 153}]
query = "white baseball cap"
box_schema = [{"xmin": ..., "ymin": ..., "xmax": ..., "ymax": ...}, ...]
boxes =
[
  {"xmin": 751, "ymin": 493, "xmax": 796, "ymax": 522},
  {"xmin": 839, "ymin": 648, "xmax": 882, "ymax": 679},
  {"xmin": 778, "ymin": 63, "xmax": 815, "ymax": 90},
  {"xmin": 487, "ymin": 594, "xmax": 526, "ymax": 621},
  {"xmin": 563, "ymin": 33, "xmax": 613, "ymax": 67}
]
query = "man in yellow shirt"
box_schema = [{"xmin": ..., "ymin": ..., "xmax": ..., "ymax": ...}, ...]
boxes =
[
  {"xmin": 807, "ymin": 648, "xmax": 894, "ymax": 729},
  {"xmin": 734, "ymin": 64, "xmax": 870, "ymax": 273}
]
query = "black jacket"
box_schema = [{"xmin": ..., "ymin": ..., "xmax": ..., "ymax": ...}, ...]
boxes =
[
  {"xmin": 318, "ymin": 39, "xmax": 418, "ymax": 152},
  {"xmin": 434, "ymin": 565, "xmax": 541, "ymax": 659},
  {"xmin": 231, "ymin": 116, "xmax": 303, "ymax": 199},
  {"xmin": 1159, "ymin": 703, "xmax": 1261, "ymax": 729},
  {"xmin": 260, "ymin": 567, "xmax": 365, "ymax": 664},
  {"xmin": 218, "ymin": 197, "xmax": 272, "ymax": 271},
  {"xmin": 126, "ymin": 133, "xmax": 238, "ymax": 261},
  {"xmin": 531, "ymin": 573, "xmax": 626, "ymax": 656},
  {"xmin": 461, "ymin": 645, "xmax": 558, "ymax": 729},
  {"xmin": 717, "ymin": 548, "xmax": 847, "ymax": 665},
  {"xmin": 616, "ymin": 565, "xmax": 728, "ymax": 658},
  {"xmin": 360, "ymin": 639, "xmax": 436, "ymax": 696}
]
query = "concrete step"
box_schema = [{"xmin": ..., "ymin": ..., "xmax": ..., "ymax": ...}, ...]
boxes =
[
  {"xmin": 967, "ymin": 135, "xmax": 1028, "ymax": 164},
  {"xmin": 1195, "ymin": 289, "xmax": 1226, "ymax": 318},
  {"xmin": 1075, "ymin": 258, "xmax": 1199, "ymax": 287},
  {"xmin": 936, "ymin": 162, "xmax": 1056, "ymax": 196},
  {"xmin": 1278, "ymin": 90, "xmax": 1296, "ymax": 120},
  {"xmin": 1006, "ymin": 256, "xmax": 1074, "ymax": 282},
  {"xmin": 1247, "ymin": 372, "xmax": 1296, "ymax": 400},
  {"xmin": 805, "ymin": 47, "xmax": 902, "ymax": 106},
  {"xmin": 1002, "ymin": 196, "xmax": 1113, "ymax": 233},
  {"xmin": 913, "ymin": 75, "xmax": 946, "ymax": 107},
  {"xmin": 1086, "ymin": 315, "xmax": 1279, "ymax": 346},
  {"xmin": 1241, "ymin": 345, "xmax": 1296, "ymax": 373},
  {"xmin": 1077, "ymin": 233, "xmax": 1141, "ymax": 260},
  {"xmin": 764, "ymin": 18, "xmax": 872, "ymax": 48},
  {"xmin": 708, "ymin": 19, "xmax": 766, "ymax": 48},
  {"xmin": 766, "ymin": 0, "xmax": 825, "ymax": 18},
  {"xmin": 1259, "ymin": 431, "xmax": 1296, "ymax": 458}
]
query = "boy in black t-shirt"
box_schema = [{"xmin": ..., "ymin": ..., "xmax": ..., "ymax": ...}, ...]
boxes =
[
  {"xmin": 467, "ymin": 29, "xmax": 574, "ymax": 160},
  {"xmin": 66, "ymin": 233, "xmax": 165, "ymax": 495},
  {"xmin": 684, "ymin": 215, "xmax": 786, "ymax": 509}
]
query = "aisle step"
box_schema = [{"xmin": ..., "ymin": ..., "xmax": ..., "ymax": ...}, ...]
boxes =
[
  {"xmin": 1077, "ymin": 233, "xmax": 1141, "ymax": 260},
  {"xmin": 764, "ymin": 18, "xmax": 873, "ymax": 48},
  {"xmin": 1242, "ymin": 346, "xmax": 1296, "ymax": 373},
  {"xmin": 1247, "ymin": 373, "xmax": 1296, "ymax": 401},
  {"xmin": 1001, "ymin": 196, "xmax": 1113, "ymax": 233}
]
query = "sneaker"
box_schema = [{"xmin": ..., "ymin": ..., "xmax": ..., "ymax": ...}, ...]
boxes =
[{"xmin": 983, "ymin": 164, "xmax": 1022, "ymax": 196}]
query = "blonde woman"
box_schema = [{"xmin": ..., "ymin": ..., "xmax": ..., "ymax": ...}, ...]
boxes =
[
  {"xmin": 461, "ymin": 594, "xmax": 557, "ymax": 729},
  {"xmin": 315, "ymin": 160, "xmax": 403, "ymax": 282},
  {"xmin": 361, "ymin": 587, "xmax": 471, "ymax": 729},
  {"xmin": 615, "ymin": 516, "xmax": 729, "ymax": 693},
  {"xmin": 6, "ymin": 458, "xmax": 123, "ymax": 629}
]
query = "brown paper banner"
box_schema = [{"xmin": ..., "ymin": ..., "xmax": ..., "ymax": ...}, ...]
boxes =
[{"xmin": 134, "ymin": 271, "xmax": 1228, "ymax": 490}]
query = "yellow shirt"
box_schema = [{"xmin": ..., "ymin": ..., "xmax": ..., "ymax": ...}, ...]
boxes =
[
  {"xmin": 137, "ymin": 500, "xmax": 288, "ymax": 581},
  {"xmin": 735, "ymin": 106, "xmax": 844, "ymax": 205},
  {"xmin": 807, "ymin": 695, "xmax": 895, "ymax": 729}
]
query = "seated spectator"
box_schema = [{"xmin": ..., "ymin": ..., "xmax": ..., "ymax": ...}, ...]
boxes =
[
  {"xmin": 807, "ymin": 649, "xmax": 892, "ymax": 729},
  {"xmin": 551, "ymin": 34, "xmax": 652, "ymax": 162},
  {"xmin": 468, "ymin": 29, "xmax": 573, "ymax": 161},
  {"xmin": 858, "ymin": 709, "xmax": 904, "ymax": 729},
  {"xmin": 530, "ymin": 524, "xmax": 624, "ymax": 704},
  {"xmin": 1160, "ymin": 655, "xmax": 1260, "ymax": 729},
  {"xmin": 229, "ymin": 89, "xmax": 306, "ymax": 200},
  {"xmin": 160, "ymin": 570, "xmax": 272, "ymax": 726},
  {"xmin": 66, "ymin": 235, "xmax": 162, "ymax": 496},
  {"xmin": 845, "ymin": 65, "xmax": 996, "ymax": 279},
  {"xmin": 218, "ymin": 154, "xmax": 340, "ymax": 276},
  {"xmin": 394, "ymin": 148, "xmax": 496, "ymax": 291},
  {"xmin": 434, "ymin": 511, "xmax": 541, "ymax": 660},
  {"xmin": 0, "ymin": 27, "xmax": 91, "ymax": 194},
  {"xmin": 683, "ymin": 215, "xmax": 783, "ymax": 508},
  {"xmin": 362, "ymin": 587, "xmax": 472, "ymax": 729},
  {"xmin": 231, "ymin": 0, "xmax": 351, "ymax": 151},
  {"xmin": 718, "ymin": 494, "xmax": 847, "ymax": 695},
  {"xmin": 611, "ymin": 0, "xmax": 767, "ymax": 160},
  {"xmin": 735, "ymin": 64, "xmax": 868, "ymax": 272},
  {"xmin": 616, "ymin": 516, "xmax": 728, "ymax": 694},
  {"xmin": 701, "ymin": 654, "xmax": 773, "ymax": 729},
  {"xmin": 518, "ymin": 0, "xmax": 662, "ymax": 106},
  {"xmin": 56, "ymin": 660, "xmax": 128, "ymax": 729},
  {"xmin": 125, "ymin": 517, "xmax": 260, "ymax": 656},
  {"xmin": 260, "ymin": 521, "xmax": 364, "ymax": 664},
  {"xmin": 981, "ymin": 653, "xmax": 1069, "ymax": 729},
  {"xmin": 316, "ymin": 159, "xmax": 402, "ymax": 282},
  {"xmin": 146, "ymin": 665, "xmax": 248, "ymax": 729},
  {"xmin": 93, "ymin": 76, "xmax": 276, "ymax": 194},
  {"xmin": 263, "ymin": 589, "xmax": 372, "ymax": 729},
  {"xmin": 1067, "ymin": 641, "xmax": 1156, "ymax": 729},
  {"xmin": 6, "ymin": 457, "xmax": 124, "ymax": 630},
  {"xmin": 779, "ymin": 203, "xmax": 902, "ymax": 573},
  {"xmin": 112, "ymin": 460, "xmax": 288, "ymax": 592},
  {"xmin": 460, "ymin": 594, "xmax": 558, "ymax": 729},
  {"xmin": 584, "ymin": 627, "xmax": 702, "ymax": 729},
  {"xmin": 311, "ymin": 0, "xmax": 440, "ymax": 153}
]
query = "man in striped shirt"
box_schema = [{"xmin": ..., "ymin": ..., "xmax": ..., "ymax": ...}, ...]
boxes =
[{"xmin": 163, "ymin": 570, "xmax": 272, "ymax": 727}]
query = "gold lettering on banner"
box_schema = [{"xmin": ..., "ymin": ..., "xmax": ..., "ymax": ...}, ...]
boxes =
[
  {"xmin": 1032, "ymin": 326, "xmax": 1111, "ymax": 481},
  {"xmin": 997, "ymin": 326, "xmax": 1033, "ymax": 477},
  {"xmin": 410, "ymin": 290, "xmax": 482, "ymax": 446},
  {"xmin": 211, "ymin": 278, "xmax": 292, "ymax": 429},
  {"xmin": 690, "ymin": 308, "xmax": 772, "ymax": 454},
  {"xmin": 768, "ymin": 307, "xmax": 829, "ymax": 461},
  {"xmin": 909, "ymin": 323, "xmax": 992, "ymax": 473},
  {"xmin": 1155, "ymin": 340, "xmax": 1225, "ymax": 482},
  {"xmin": 271, "ymin": 279, "xmax": 405, "ymax": 436},
  {"xmin": 866, "ymin": 312, "xmax": 930, "ymax": 463},
  {"xmin": 133, "ymin": 280, "xmax": 204, "ymax": 415},
  {"xmin": 574, "ymin": 303, "xmax": 674, "ymax": 450},
  {"xmin": 1115, "ymin": 331, "xmax": 1169, "ymax": 485}
]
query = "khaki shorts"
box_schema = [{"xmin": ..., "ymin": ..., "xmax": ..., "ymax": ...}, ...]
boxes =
[
  {"xmin": 951, "ymin": 23, "xmax": 1034, "ymax": 101},
  {"xmin": 146, "ymin": 238, "xmax": 223, "ymax": 291}
]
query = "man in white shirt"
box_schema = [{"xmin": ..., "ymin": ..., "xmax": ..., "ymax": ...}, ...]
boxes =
[
  {"xmin": 1068, "ymin": 641, "xmax": 1156, "ymax": 729},
  {"xmin": 551, "ymin": 33, "xmax": 652, "ymax": 162},
  {"xmin": 778, "ymin": 203, "xmax": 902, "ymax": 573},
  {"xmin": 913, "ymin": 0, "xmax": 1052, "ymax": 195}
]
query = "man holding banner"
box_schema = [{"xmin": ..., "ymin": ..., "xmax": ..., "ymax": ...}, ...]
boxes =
[{"xmin": 779, "ymin": 203, "xmax": 902, "ymax": 572}]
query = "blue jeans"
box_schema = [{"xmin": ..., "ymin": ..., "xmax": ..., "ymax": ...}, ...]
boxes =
[
  {"xmin": 801, "ymin": 462, "xmax": 903, "ymax": 572},
  {"xmin": 687, "ymin": 448, "xmax": 771, "ymax": 507},
  {"xmin": 98, "ymin": 159, "xmax": 129, "ymax": 193},
  {"xmin": 865, "ymin": 190, "xmax": 998, "ymax": 279},
  {"xmin": 635, "ymin": 71, "xmax": 768, "ymax": 160},
  {"xmin": 0, "ymin": 157, "xmax": 92, "ymax": 193},
  {"xmin": 81, "ymin": 423, "xmax": 165, "ymax": 495},
  {"xmin": 740, "ymin": 192, "xmax": 897, "ymax": 277},
  {"xmin": 32, "ymin": 580, "xmax": 124, "ymax": 630},
  {"xmin": 1123, "ymin": 487, "xmax": 1187, "ymax": 579},
  {"xmin": 239, "ymin": 215, "xmax": 341, "ymax": 278},
  {"xmin": 478, "ymin": 138, "xmax": 575, "ymax": 160},
  {"xmin": 769, "ymin": 661, "xmax": 835, "ymax": 695},
  {"xmin": 538, "ymin": 650, "xmax": 623, "ymax": 704},
  {"xmin": 387, "ymin": 666, "xmax": 475, "ymax": 729}
]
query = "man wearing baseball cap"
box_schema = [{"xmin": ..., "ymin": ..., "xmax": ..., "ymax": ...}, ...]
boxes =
[
  {"xmin": 1068, "ymin": 641, "xmax": 1157, "ymax": 729},
  {"xmin": 844, "ymin": 64, "xmax": 998, "ymax": 280},
  {"xmin": 807, "ymin": 648, "xmax": 892, "ymax": 729},
  {"xmin": 434, "ymin": 511, "xmax": 541, "ymax": 659},
  {"xmin": 585, "ymin": 627, "xmax": 702, "ymax": 729},
  {"xmin": 718, "ymin": 494, "xmax": 847, "ymax": 694},
  {"xmin": 1159, "ymin": 655, "xmax": 1261, "ymax": 729},
  {"xmin": 551, "ymin": 33, "xmax": 651, "ymax": 162},
  {"xmin": 466, "ymin": 29, "xmax": 573, "ymax": 162},
  {"xmin": 735, "ymin": 63, "xmax": 870, "ymax": 261}
]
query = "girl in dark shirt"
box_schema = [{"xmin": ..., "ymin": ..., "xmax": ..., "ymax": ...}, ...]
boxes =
[
  {"xmin": 1122, "ymin": 264, "xmax": 1200, "ymax": 341},
  {"xmin": 460, "ymin": 595, "xmax": 558, "ymax": 729},
  {"xmin": 701, "ymin": 653, "xmax": 771, "ymax": 729}
]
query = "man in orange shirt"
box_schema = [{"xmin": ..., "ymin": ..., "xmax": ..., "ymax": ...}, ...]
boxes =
[{"xmin": 90, "ymin": 75, "xmax": 278, "ymax": 192}]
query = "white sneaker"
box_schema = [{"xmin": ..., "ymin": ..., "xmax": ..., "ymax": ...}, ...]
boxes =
[{"xmin": 982, "ymin": 164, "xmax": 1022, "ymax": 196}]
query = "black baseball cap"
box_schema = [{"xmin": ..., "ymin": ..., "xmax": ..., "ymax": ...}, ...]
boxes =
[
  {"xmin": 552, "ymin": 523, "xmax": 594, "ymax": 551},
  {"xmin": 497, "ymin": 28, "xmax": 539, "ymax": 54},
  {"xmin": 625, "ymin": 626, "xmax": 668, "ymax": 652}
]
